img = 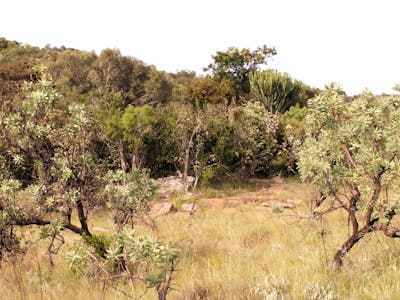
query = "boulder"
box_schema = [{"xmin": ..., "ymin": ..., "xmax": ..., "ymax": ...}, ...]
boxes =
[
  {"xmin": 152, "ymin": 202, "xmax": 178, "ymax": 216},
  {"xmin": 154, "ymin": 175, "xmax": 195, "ymax": 195}
]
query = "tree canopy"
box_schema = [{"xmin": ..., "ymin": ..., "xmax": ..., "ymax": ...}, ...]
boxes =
[
  {"xmin": 298, "ymin": 85, "xmax": 400, "ymax": 268},
  {"xmin": 204, "ymin": 45, "xmax": 277, "ymax": 100}
]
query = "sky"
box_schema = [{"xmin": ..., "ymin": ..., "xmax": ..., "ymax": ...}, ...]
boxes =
[{"xmin": 1, "ymin": 0, "xmax": 399, "ymax": 95}]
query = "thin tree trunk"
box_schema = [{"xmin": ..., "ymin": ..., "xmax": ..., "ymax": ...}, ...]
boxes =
[
  {"xmin": 365, "ymin": 176, "xmax": 382, "ymax": 226},
  {"xmin": 183, "ymin": 148, "xmax": 190, "ymax": 191},
  {"xmin": 182, "ymin": 120, "xmax": 201, "ymax": 192},
  {"xmin": 333, "ymin": 191, "xmax": 360, "ymax": 269},
  {"xmin": 131, "ymin": 151, "xmax": 138, "ymax": 172},
  {"xmin": 333, "ymin": 230, "xmax": 363, "ymax": 269},
  {"xmin": 76, "ymin": 197, "xmax": 91, "ymax": 236},
  {"xmin": 333, "ymin": 223, "xmax": 375, "ymax": 269},
  {"xmin": 118, "ymin": 141, "xmax": 128, "ymax": 172}
]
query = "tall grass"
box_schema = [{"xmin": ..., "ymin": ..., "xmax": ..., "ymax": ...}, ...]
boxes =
[{"xmin": 1, "ymin": 179, "xmax": 400, "ymax": 299}]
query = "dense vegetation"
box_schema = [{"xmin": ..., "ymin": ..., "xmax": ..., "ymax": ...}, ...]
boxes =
[
  {"xmin": 1, "ymin": 37, "xmax": 400, "ymax": 299},
  {"xmin": 0, "ymin": 38, "xmax": 317, "ymax": 180}
]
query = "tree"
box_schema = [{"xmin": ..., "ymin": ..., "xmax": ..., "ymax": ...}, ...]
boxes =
[
  {"xmin": 89, "ymin": 48, "xmax": 133, "ymax": 94},
  {"xmin": 0, "ymin": 68, "xmax": 102, "ymax": 260},
  {"xmin": 0, "ymin": 39, "xmax": 43, "ymax": 103},
  {"xmin": 249, "ymin": 70, "xmax": 302, "ymax": 114},
  {"xmin": 204, "ymin": 45, "xmax": 276, "ymax": 101},
  {"xmin": 197, "ymin": 103, "xmax": 237, "ymax": 183},
  {"xmin": 48, "ymin": 49, "xmax": 97, "ymax": 98},
  {"xmin": 120, "ymin": 104, "xmax": 156, "ymax": 171},
  {"xmin": 232, "ymin": 101, "xmax": 280, "ymax": 176},
  {"xmin": 297, "ymin": 85, "xmax": 400, "ymax": 268},
  {"xmin": 187, "ymin": 76, "xmax": 234, "ymax": 108},
  {"xmin": 142, "ymin": 66, "xmax": 173, "ymax": 105},
  {"xmin": 278, "ymin": 104, "xmax": 309, "ymax": 174},
  {"xmin": 95, "ymin": 92, "xmax": 128, "ymax": 171},
  {"xmin": 0, "ymin": 68, "xmax": 180, "ymax": 298}
]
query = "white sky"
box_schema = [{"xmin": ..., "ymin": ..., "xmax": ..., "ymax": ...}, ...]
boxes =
[{"xmin": 1, "ymin": 0, "xmax": 399, "ymax": 95}]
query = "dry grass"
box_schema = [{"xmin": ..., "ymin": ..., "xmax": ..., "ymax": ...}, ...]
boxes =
[{"xmin": 2, "ymin": 179, "xmax": 400, "ymax": 299}]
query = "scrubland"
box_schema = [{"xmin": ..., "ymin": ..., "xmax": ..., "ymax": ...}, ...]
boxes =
[{"xmin": 1, "ymin": 179, "xmax": 400, "ymax": 300}]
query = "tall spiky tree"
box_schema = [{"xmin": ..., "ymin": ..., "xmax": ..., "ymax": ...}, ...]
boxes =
[{"xmin": 249, "ymin": 70, "xmax": 301, "ymax": 114}]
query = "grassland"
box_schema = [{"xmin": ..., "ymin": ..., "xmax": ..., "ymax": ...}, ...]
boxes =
[{"xmin": 1, "ymin": 178, "xmax": 400, "ymax": 299}]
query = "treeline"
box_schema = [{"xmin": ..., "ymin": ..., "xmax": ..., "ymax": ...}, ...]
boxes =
[{"xmin": 0, "ymin": 37, "xmax": 318, "ymax": 185}]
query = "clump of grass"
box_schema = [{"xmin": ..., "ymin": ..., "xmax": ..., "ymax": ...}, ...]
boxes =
[
  {"xmin": 304, "ymin": 282, "xmax": 336, "ymax": 300},
  {"xmin": 251, "ymin": 273, "xmax": 290, "ymax": 300}
]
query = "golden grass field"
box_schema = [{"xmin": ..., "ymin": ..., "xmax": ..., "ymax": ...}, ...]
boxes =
[{"xmin": 1, "ymin": 178, "xmax": 400, "ymax": 299}]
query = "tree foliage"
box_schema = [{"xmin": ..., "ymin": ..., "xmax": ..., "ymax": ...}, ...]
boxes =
[
  {"xmin": 298, "ymin": 85, "xmax": 400, "ymax": 268},
  {"xmin": 0, "ymin": 68, "xmax": 179, "ymax": 298},
  {"xmin": 0, "ymin": 68, "xmax": 101, "ymax": 259},
  {"xmin": 232, "ymin": 101, "xmax": 280, "ymax": 175},
  {"xmin": 121, "ymin": 104, "xmax": 156, "ymax": 170},
  {"xmin": 249, "ymin": 70, "xmax": 302, "ymax": 114},
  {"xmin": 205, "ymin": 45, "xmax": 276, "ymax": 100}
]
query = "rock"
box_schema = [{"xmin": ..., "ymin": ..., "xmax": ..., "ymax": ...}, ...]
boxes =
[
  {"xmin": 181, "ymin": 203, "xmax": 200, "ymax": 214},
  {"xmin": 152, "ymin": 202, "xmax": 177, "ymax": 216},
  {"xmin": 261, "ymin": 200, "xmax": 295, "ymax": 209},
  {"xmin": 270, "ymin": 176, "xmax": 285, "ymax": 185},
  {"xmin": 154, "ymin": 175, "xmax": 195, "ymax": 195}
]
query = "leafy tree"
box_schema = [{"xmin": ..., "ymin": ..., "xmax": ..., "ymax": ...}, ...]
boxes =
[
  {"xmin": 298, "ymin": 85, "xmax": 400, "ymax": 268},
  {"xmin": 48, "ymin": 49, "xmax": 97, "ymax": 98},
  {"xmin": 0, "ymin": 68, "xmax": 102, "ymax": 260},
  {"xmin": 89, "ymin": 48, "xmax": 133, "ymax": 94},
  {"xmin": 249, "ymin": 70, "xmax": 302, "ymax": 114},
  {"xmin": 0, "ymin": 68, "xmax": 180, "ymax": 298},
  {"xmin": 121, "ymin": 104, "xmax": 156, "ymax": 170},
  {"xmin": 95, "ymin": 94, "xmax": 157, "ymax": 172},
  {"xmin": 144, "ymin": 106, "xmax": 181, "ymax": 177},
  {"xmin": 142, "ymin": 66, "xmax": 173, "ymax": 105},
  {"xmin": 204, "ymin": 45, "xmax": 276, "ymax": 101},
  {"xmin": 147, "ymin": 100, "xmax": 204, "ymax": 188},
  {"xmin": 163, "ymin": 101, "xmax": 199, "ymax": 185},
  {"xmin": 232, "ymin": 101, "xmax": 280, "ymax": 176},
  {"xmin": 277, "ymin": 104, "xmax": 308, "ymax": 174},
  {"xmin": 94, "ymin": 92, "xmax": 128, "ymax": 170},
  {"xmin": 68, "ymin": 229, "xmax": 179, "ymax": 300},
  {"xmin": 186, "ymin": 76, "xmax": 235, "ymax": 109},
  {"xmin": 198, "ymin": 104, "xmax": 237, "ymax": 183},
  {"xmin": 0, "ymin": 39, "xmax": 43, "ymax": 103},
  {"xmin": 103, "ymin": 169, "xmax": 157, "ymax": 230},
  {"xmin": 68, "ymin": 169, "xmax": 178, "ymax": 300},
  {"xmin": 170, "ymin": 70, "xmax": 196, "ymax": 103},
  {"xmin": 128, "ymin": 57, "xmax": 150, "ymax": 103}
]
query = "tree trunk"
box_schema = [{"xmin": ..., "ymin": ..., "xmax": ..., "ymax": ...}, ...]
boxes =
[
  {"xmin": 183, "ymin": 148, "xmax": 190, "ymax": 191},
  {"xmin": 182, "ymin": 120, "xmax": 201, "ymax": 192},
  {"xmin": 333, "ymin": 225, "xmax": 371, "ymax": 269},
  {"xmin": 118, "ymin": 141, "xmax": 128, "ymax": 172},
  {"xmin": 157, "ymin": 289, "xmax": 167, "ymax": 300},
  {"xmin": 130, "ymin": 142, "xmax": 142, "ymax": 172},
  {"xmin": 333, "ymin": 233, "xmax": 360, "ymax": 269},
  {"xmin": 131, "ymin": 151, "xmax": 138, "ymax": 172},
  {"xmin": 76, "ymin": 197, "xmax": 91, "ymax": 236}
]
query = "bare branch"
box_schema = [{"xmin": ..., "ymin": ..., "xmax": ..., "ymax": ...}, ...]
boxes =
[
  {"xmin": 313, "ymin": 205, "xmax": 345, "ymax": 219},
  {"xmin": 372, "ymin": 224, "xmax": 400, "ymax": 238}
]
